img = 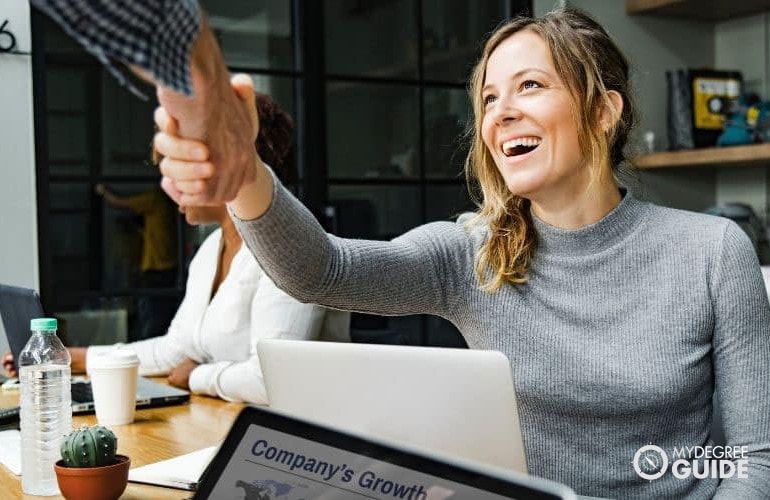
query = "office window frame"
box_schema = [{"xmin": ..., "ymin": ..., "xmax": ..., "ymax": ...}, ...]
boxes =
[{"xmin": 31, "ymin": 0, "xmax": 532, "ymax": 345}]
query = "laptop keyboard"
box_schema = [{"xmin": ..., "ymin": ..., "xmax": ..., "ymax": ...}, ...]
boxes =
[{"xmin": 71, "ymin": 382, "xmax": 93, "ymax": 403}]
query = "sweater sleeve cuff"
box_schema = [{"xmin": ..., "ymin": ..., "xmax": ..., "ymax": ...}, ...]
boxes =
[
  {"xmin": 226, "ymin": 163, "xmax": 281, "ymax": 223},
  {"xmin": 228, "ymin": 163, "xmax": 314, "ymax": 245}
]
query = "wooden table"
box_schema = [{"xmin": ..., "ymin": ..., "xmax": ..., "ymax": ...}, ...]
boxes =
[{"xmin": 0, "ymin": 380, "xmax": 245, "ymax": 499}]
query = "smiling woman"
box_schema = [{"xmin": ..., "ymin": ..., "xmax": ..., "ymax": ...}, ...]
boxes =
[
  {"xmin": 468, "ymin": 12, "xmax": 634, "ymax": 291},
  {"xmin": 150, "ymin": 6, "xmax": 770, "ymax": 499}
]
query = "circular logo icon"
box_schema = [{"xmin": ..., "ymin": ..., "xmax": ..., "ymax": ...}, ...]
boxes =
[{"xmin": 633, "ymin": 445, "xmax": 669, "ymax": 481}]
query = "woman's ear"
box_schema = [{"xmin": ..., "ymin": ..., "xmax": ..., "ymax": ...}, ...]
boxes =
[{"xmin": 600, "ymin": 90, "xmax": 624, "ymax": 133}]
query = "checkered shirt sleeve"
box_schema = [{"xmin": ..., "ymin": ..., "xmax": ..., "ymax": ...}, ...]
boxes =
[{"xmin": 30, "ymin": 0, "xmax": 201, "ymax": 97}]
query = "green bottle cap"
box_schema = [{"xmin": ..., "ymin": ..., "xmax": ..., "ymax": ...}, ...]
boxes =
[{"xmin": 30, "ymin": 318, "xmax": 57, "ymax": 331}]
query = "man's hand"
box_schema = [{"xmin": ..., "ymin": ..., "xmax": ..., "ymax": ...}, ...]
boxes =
[
  {"xmin": 155, "ymin": 18, "xmax": 259, "ymax": 207},
  {"xmin": 167, "ymin": 357, "xmax": 199, "ymax": 390}
]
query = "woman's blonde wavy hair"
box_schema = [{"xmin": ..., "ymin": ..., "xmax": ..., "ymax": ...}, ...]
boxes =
[{"xmin": 465, "ymin": 7, "xmax": 637, "ymax": 292}]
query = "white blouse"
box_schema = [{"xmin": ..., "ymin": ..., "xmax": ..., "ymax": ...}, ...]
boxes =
[{"xmin": 88, "ymin": 228, "xmax": 349, "ymax": 404}]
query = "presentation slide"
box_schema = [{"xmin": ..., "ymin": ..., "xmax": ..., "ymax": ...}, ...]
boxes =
[{"xmin": 208, "ymin": 424, "xmax": 511, "ymax": 499}]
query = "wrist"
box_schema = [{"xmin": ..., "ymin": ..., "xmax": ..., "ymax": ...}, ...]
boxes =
[
  {"xmin": 228, "ymin": 157, "xmax": 273, "ymax": 221},
  {"xmin": 190, "ymin": 17, "xmax": 228, "ymax": 99}
]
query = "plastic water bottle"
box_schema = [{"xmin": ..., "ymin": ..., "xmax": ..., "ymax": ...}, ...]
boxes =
[{"xmin": 19, "ymin": 317, "xmax": 72, "ymax": 496}]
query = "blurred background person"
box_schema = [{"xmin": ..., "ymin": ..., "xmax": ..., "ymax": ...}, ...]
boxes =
[{"xmin": 94, "ymin": 183, "xmax": 178, "ymax": 341}]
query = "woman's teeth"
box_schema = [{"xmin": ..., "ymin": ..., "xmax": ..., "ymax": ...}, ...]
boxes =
[{"xmin": 502, "ymin": 137, "xmax": 541, "ymax": 157}]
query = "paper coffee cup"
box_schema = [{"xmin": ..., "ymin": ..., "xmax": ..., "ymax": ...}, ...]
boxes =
[{"xmin": 88, "ymin": 348, "xmax": 140, "ymax": 425}]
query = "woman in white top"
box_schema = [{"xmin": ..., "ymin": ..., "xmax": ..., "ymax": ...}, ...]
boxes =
[
  {"xmin": 3, "ymin": 93, "xmax": 349, "ymax": 404},
  {"xmin": 84, "ymin": 203, "xmax": 348, "ymax": 403}
]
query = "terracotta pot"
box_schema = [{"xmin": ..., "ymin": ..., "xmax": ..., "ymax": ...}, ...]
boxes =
[{"xmin": 54, "ymin": 454, "xmax": 130, "ymax": 500}]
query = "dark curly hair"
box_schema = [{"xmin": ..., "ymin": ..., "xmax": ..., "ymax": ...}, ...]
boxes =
[{"xmin": 255, "ymin": 92, "xmax": 297, "ymax": 184}]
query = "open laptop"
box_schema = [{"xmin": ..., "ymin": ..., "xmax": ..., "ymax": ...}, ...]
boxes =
[
  {"xmin": 0, "ymin": 284, "xmax": 188, "ymax": 414},
  {"xmin": 257, "ymin": 338, "xmax": 528, "ymax": 474},
  {"xmin": 195, "ymin": 405, "xmax": 576, "ymax": 499}
]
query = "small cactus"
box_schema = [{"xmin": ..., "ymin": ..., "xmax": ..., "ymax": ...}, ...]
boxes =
[{"xmin": 60, "ymin": 425, "xmax": 118, "ymax": 467}]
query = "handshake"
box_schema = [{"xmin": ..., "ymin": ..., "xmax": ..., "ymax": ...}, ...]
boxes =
[
  {"xmin": 153, "ymin": 72, "xmax": 258, "ymax": 209},
  {"xmin": 154, "ymin": 72, "xmax": 277, "ymax": 222}
]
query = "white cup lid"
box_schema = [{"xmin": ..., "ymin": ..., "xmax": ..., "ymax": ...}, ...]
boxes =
[{"xmin": 89, "ymin": 347, "xmax": 140, "ymax": 369}]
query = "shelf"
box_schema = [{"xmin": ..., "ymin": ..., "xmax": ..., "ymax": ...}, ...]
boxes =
[
  {"xmin": 626, "ymin": 0, "xmax": 770, "ymax": 22},
  {"xmin": 634, "ymin": 143, "xmax": 770, "ymax": 169}
]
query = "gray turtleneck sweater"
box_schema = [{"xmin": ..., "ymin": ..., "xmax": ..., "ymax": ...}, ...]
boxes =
[{"xmin": 232, "ymin": 173, "xmax": 770, "ymax": 499}]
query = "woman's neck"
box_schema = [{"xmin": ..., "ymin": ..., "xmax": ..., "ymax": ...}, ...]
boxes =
[
  {"xmin": 529, "ymin": 177, "xmax": 621, "ymax": 230},
  {"xmin": 219, "ymin": 215, "xmax": 242, "ymax": 251},
  {"xmin": 210, "ymin": 215, "xmax": 242, "ymax": 300}
]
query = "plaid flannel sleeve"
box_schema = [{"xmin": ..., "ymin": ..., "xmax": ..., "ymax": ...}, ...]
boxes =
[{"xmin": 29, "ymin": 0, "xmax": 201, "ymax": 97}]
